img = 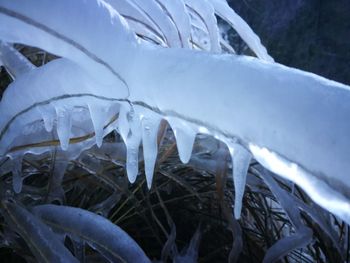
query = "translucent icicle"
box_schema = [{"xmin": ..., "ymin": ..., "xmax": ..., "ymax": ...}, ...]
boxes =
[
  {"xmin": 39, "ymin": 105, "xmax": 56, "ymax": 133},
  {"xmin": 12, "ymin": 156, "xmax": 23, "ymax": 194},
  {"xmin": 55, "ymin": 107, "xmax": 72, "ymax": 151},
  {"xmin": 167, "ymin": 117, "xmax": 197, "ymax": 164},
  {"xmin": 116, "ymin": 104, "xmax": 130, "ymax": 142},
  {"xmin": 125, "ymin": 110, "xmax": 142, "ymax": 183},
  {"xmin": 226, "ymin": 141, "xmax": 251, "ymax": 219},
  {"xmin": 141, "ymin": 112, "xmax": 161, "ymax": 189},
  {"xmin": 88, "ymin": 103, "xmax": 108, "ymax": 148}
]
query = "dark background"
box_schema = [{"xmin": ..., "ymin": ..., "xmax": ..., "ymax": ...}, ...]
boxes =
[{"xmin": 228, "ymin": 0, "xmax": 350, "ymax": 85}]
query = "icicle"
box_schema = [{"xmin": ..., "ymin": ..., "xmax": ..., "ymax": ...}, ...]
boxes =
[
  {"xmin": 12, "ymin": 156, "xmax": 23, "ymax": 194},
  {"xmin": 116, "ymin": 104, "xmax": 130, "ymax": 142},
  {"xmin": 167, "ymin": 117, "xmax": 197, "ymax": 164},
  {"xmin": 125, "ymin": 109, "xmax": 142, "ymax": 183},
  {"xmin": 88, "ymin": 103, "xmax": 108, "ymax": 148},
  {"xmin": 226, "ymin": 141, "xmax": 252, "ymax": 219},
  {"xmin": 55, "ymin": 106, "xmax": 72, "ymax": 151},
  {"xmin": 39, "ymin": 105, "xmax": 56, "ymax": 133},
  {"xmin": 141, "ymin": 112, "xmax": 161, "ymax": 189},
  {"xmin": 47, "ymin": 158, "xmax": 69, "ymax": 203}
]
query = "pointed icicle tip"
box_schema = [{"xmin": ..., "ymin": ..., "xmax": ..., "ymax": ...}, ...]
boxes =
[
  {"xmin": 168, "ymin": 118, "xmax": 197, "ymax": 164},
  {"xmin": 40, "ymin": 105, "xmax": 56, "ymax": 132},
  {"xmin": 55, "ymin": 106, "xmax": 72, "ymax": 151},
  {"xmin": 116, "ymin": 104, "xmax": 130, "ymax": 142},
  {"xmin": 141, "ymin": 113, "xmax": 161, "ymax": 189},
  {"xmin": 88, "ymin": 103, "xmax": 108, "ymax": 148},
  {"xmin": 226, "ymin": 141, "xmax": 252, "ymax": 219}
]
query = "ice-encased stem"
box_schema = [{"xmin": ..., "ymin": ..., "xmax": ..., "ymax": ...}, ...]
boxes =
[{"xmin": 12, "ymin": 156, "xmax": 23, "ymax": 193}]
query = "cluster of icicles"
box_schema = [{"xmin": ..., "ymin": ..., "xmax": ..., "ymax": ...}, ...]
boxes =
[
  {"xmin": 0, "ymin": 0, "xmax": 266, "ymax": 219},
  {"xmin": 0, "ymin": 0, "xmax": 350, "ymax": 224}
]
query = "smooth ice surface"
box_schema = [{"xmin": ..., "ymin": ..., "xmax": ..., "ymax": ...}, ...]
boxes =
[
  {"xmin": 209, "ymin": 0, "xmax": 273, "ymax": 61},
  {"xmin": 32, "ymin": 204, "xmax": 151, "ymax": 263},
  {"xmin": 124, "ymin": 109, "xmax": 142, "ymax": 183},
  {"xmin": 185, "ymin": 0, "xmax": 221, "ymax": 52},
  {"xmin": 167, "ymin": 117, "xmax": 197, "ymax": 164},
  {"xmin": 88, "ymin": 102, "xmax": 109, "ymax": 147},
  {"xmin": 141, "ymin": 110, "xmax": 161, "ymax": 188},
  {"xmin": 0, "ymin": 42, "xmax": 35, "ymax": 78},
  {"xmin": 225, "ymin": 141, "xmax": 251, "ymax": 219},
  {"xmin": 1, "ymin": 200, "xmax": 78, "ymax": 263},
  {"xmin": 55, "ymin": 106, "xmax": 72, "ymax": 151}
]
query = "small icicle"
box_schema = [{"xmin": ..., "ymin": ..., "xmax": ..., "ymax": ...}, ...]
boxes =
[
  {"xmin": 226, "ymin": 141, "xmax": 252, "ymax": 219},
  {"xmin": 12, "ymin": 156, "xmax": 23, "ymax": 194},
  {"xmin": 125, "ymin": 109, "xmax": 142, "ymax": 183},
  {"xmin": 116, "ymin": 104, "xmax": 130, "ymax": 142},
  {"xmin": 88, "ymin": 103, "xmax": 108, "ymax": 147},
  {"xmin": 141, "ymin": 113, "xmax": 161, "ymax": 189},
  {"xmin": 55, "ymin": 106, "xmax": 72, "ymax": 151},
  {"xmin": 40, "ymin": 105, "xmax": 56, "ymax": 132},
  {"xmin": 167, "ymin": 118, "xmax": 197, "ymax": 164}
]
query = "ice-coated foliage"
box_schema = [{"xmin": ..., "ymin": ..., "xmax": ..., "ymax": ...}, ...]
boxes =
[
  {"xmin": 0, "ymin": 0, "xmax": 349, "ymax": 261},
  {"xmin": 0, "ymin": 199, "xmax": 78, "ymax": 263},
  {"xmin": 32, "ymin": 204, "xmax": 151, "ymax": 263}
]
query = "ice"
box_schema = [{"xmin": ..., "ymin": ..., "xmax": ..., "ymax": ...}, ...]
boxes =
[
  {"xmin": 1, "ymin": 0, "xmax": 350, "ymax": 225},
  {"xmin": 167, "ymin": 117, "xmax": 197, "ymax": 164},
  {"xmin": 124, "ymin": 109, "xmax": 142, "ymax": 183},
  {"xmin": 39, "ymin": 104, "xmax": 56, "ymax": 133},
  {"xmin": 55, "ymin": 106, "xmax": 72, "ymax": 151},
  {"xmin": 32, "ymin": 204, "xmax": 151, "ymax": 263},
  {"xmin": 88, "ymin": 102, "xmax": 109, "ymax": 147},
  {"xmin": 262, "ymin": 226, "xmax": 313, "ymax": 263},
  {"xmin": 11, "ymin": 156, "xmax": 23, "ymax": 194},
  {"xmin": 0, "ymin": 42, "xmax": 35, "ymax": 78},
  {"xmin": 185, "ymin": 0, "xmax": 221, "ymax": 52},
  {"xmin": 116, "ymin": 104, "xmax": 130, "ymax": 142},
  {"xmin": 129, "ymin": 0, "xmax": 182, "ymax": 47},
  {"xmin": 106, "ymin": 0, "xmax": 164, "ymax": 44},
  {"xmin": 209, "ymin": 0, "xmax": 273, "ymax": 61},
  {"xmin": 225, "ymin": 141, "xmax": 251, "ymax": 219},
  {"xmin": 47, "ymin": 158, "xmax": 69, "ymax": 203},
  {"xmin": 1, "ymin": 200, "xmax": 78, "ymax": 263},
  {"xmin": 157, "ymin": 0, "xmax": 191, "ymax": 48},
  {"xmin": 141, "ymin": 111, "xmax": 161, "ymax": 188}
]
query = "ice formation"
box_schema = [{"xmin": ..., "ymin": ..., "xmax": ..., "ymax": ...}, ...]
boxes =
[{"xmin": 0, "ymin": 0, "xmax": 349, "ymax": 228}]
